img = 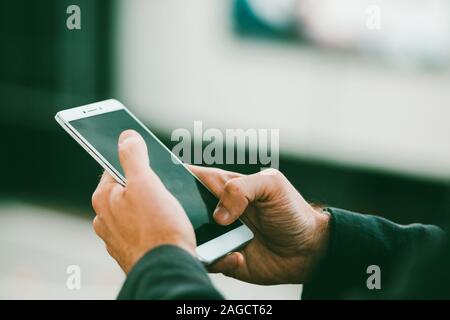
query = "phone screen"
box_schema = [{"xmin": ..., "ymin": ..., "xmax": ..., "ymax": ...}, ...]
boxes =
[{"xmin": 69, "ymin": 109, "xmax": 241, "ymax": 245}]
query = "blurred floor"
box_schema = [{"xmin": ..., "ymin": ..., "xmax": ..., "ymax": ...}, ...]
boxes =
[{"xmin": 0, "ymin": 202, "xmax": 300, "ymax": 299}]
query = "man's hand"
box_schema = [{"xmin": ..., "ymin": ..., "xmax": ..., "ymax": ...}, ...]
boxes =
[
  {"xmin": 91, "ymin": 130, "xmax": 196, "ymax": 274},
  {"xmin": 189, "ymin": 166, "xmax": 330, "ymax": 285}
]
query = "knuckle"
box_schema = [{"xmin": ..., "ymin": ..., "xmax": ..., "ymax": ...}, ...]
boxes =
[
  {"xmin": 91, "ymin": 190, "xmax": 101, "ymax": 211},
  {"xmin": 92, "ymin": 186, "xmax": 114, "ymax": 213},
  {"xmin": 91, "ymin": 189, "xmax": 105, "ymax": 212},
  {"xmin": 223, "ymin": 178, "xmax": 243, "ymax": 196},
  {"xmin": 263, "ymin": 168, "xmax": 285, "ymax": 184},
  {"xmin": 266, "ymin": 167, "xmax": 281, "ymax": 177},
  {"xmin": 92, "ymin": 217, "xmax": 102, "ymax": 235}
]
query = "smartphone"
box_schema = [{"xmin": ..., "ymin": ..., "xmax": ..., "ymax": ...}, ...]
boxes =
[{"xmin": 55, "ymin": 99, "xmax": 253, "ymax": 264}]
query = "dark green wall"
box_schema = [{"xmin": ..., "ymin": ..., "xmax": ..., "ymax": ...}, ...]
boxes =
[
  {"xmin": 1, "ymin": 1, "xmax": 448, "ymax": 228},
  {"xmin": 0, "ymin": 0, "xmax": 115, "ymax": 214}
]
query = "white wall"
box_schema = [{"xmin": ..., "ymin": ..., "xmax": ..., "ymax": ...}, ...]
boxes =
[
  {"xmin": 0, "ymin": 203, "xmax": 300, "ymax": 300},
  {"xmin": 116, "ymin": 0, "xmax": 450, "ymax": 181}
]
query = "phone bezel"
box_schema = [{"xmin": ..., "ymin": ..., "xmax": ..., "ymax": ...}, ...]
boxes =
[{"xmin": 55, "ymin": 99, "xmax": 253, "ymax": 264}]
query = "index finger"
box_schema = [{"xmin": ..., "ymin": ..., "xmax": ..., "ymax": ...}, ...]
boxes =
[
  {"xmin": 98, "ymin": 170, "xmax": 118, "ymax": 187},
  {"xmin": 92, "ymin": 171, "xmax": 122, "ymax": 216},
  {"xmin": 187, "ymin": 165, "xmax": 242, "ymax": 197}
]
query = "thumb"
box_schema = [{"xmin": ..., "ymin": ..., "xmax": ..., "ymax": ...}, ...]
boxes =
[{"xmin": 118, "ymin": 130, "xmax": 151, "ymax": 180}]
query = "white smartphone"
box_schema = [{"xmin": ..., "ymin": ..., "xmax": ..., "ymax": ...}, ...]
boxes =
[{"xmin": 55, "ymin": 99, "xmax": 253, "ymax": 264}]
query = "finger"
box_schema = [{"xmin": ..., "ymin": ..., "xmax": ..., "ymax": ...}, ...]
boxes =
[
  {"xmin": 98, "ymin": 170, "xmax": 116, "ymax": 187},
  {"xmin": 187, "ymin": 165, "xmax": 242, "ymax": 197},
  {"xmin": 213, "ymin": 170, "xmax": 286, "ymax": 225},
  {"xmin": 208, "ymin": 252, "xmax": 241, "ymax": 273},
  {"xmin": 92, "ymin": 172, "xmax": 121, "ymax": 215},
  {"xmin": 108, "ymin": 182, "xmax": 126, "ymax": 214},
  {"xmin": 208, "ymin": 252, "xmax": 250, "ymax": 280},
  {"xmin": 118, "ymin": 130, "xmax": 155, "ymax": 182},
  {"xmin": 92, "ymin": 216, "xmax": 110, "ymax": 240}
]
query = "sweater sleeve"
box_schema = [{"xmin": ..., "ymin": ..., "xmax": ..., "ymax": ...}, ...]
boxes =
[
  {"xmin": 117, "ymin": 245, "xmax": 224, "ymax": 300},
  {"xmin": 302, "ymin": 208, "xmax": 444, "ymax": 299}
]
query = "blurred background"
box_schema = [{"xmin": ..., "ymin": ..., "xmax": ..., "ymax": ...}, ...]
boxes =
[{"xmin": 1, "ymin": 0, "xmax": 449, "ymax": 299}]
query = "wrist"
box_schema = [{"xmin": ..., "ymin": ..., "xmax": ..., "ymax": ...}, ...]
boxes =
[
  {"xmin": 312, "ymin": 209, "xmax": 330, "ymax": 259},
  {"xmin": 169, "ymin": 239, "xmax": 197, "ymax": 258},
  {"xmin": 301, "ymin": 207, "xmax": 331, "ymax": 282}
]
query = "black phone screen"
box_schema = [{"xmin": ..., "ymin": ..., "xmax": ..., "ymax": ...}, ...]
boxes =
[{"xmin": 69, "ymin": 109, "xmax": 241, "ymax": 245}]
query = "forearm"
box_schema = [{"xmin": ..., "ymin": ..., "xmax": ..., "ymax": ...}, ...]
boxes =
[
  {"xmin": 118, "ymin": 245, "xmax": 224, "ymax": 300},
  {"xmin": 302, "ymin": 208, "xmax": 445, "ymax": 299}
]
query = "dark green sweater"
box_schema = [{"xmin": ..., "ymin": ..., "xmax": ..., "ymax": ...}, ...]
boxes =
[{"xmin": 118, "ymin": 208, "xmax": 446, "ymax": 300}]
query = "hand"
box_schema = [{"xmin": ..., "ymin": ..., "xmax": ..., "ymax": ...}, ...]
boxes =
[
  {"xmin": 91, "ymin": 130, "xmax": 196, "ymax": 274},
  {"xmin": 189, "ymin": 166, "xmax": 330, "ymax": 285}
]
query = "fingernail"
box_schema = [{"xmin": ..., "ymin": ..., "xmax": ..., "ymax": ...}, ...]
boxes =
[
  {"xmin": 214, "ymin": 206, "xmax": 230, "ymax": 224},
  {"xmin": 119, "ymin": 130, "xmax": 139, "ymax": 145}
]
